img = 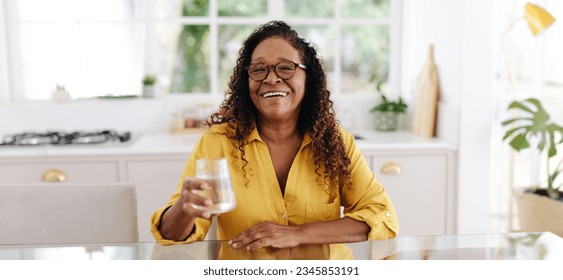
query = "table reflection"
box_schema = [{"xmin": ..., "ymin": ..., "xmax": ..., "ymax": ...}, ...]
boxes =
[
  {"xmin": 0, "ymin": 232, "xmax": 561, "ymax": 260},
  {"xmin": 151, "ymin": 242, "xmax": 354, "ymax": 260},
  {"xmin": 369, "ymin": 232, "xmax": 563, "ymax": 260}
]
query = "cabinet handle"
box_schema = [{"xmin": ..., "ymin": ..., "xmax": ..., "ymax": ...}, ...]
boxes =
[
  {"xmin": 42, "ymin": 169, "xmax": 67, "ymax": 182},
  {"xmin": 380, "ymin": 161, "xmax": 402, "ymax": 175}
]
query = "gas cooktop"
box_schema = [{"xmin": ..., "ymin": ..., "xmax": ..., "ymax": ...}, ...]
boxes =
[{"xmin": 0, "ymin": 130, "xmax": 132, "ymax": 146}]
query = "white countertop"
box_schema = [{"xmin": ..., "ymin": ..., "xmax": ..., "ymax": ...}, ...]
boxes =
[{"xmin": 0, "ymin": 130, "xmax": 456, "ymax": 159}]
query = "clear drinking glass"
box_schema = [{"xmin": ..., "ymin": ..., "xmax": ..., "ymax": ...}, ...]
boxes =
[{"xmin": 194, "ymin": 158, "xmax": 236, "ymax": 214}]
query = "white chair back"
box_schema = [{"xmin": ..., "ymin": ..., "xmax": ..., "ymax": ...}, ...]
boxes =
[{"xmin": 0, "ymin": 183, "xmax": 138, "ymax": 245}]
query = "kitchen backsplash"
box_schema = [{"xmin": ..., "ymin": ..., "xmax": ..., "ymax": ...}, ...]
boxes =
[
  {"xmin": 0, "ymin": 98, "xmax": 166, "ymax": 133},
  {"xmin": 0, "ymin": 94, "xmax": 385, "ymax": 134}
]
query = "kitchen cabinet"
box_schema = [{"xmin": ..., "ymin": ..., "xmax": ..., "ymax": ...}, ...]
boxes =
[
  {"xmin": 125, "ymin": 157, "xmax": 187, "ymax": 242},
  {"xmin": 0, "ymin": 130, "xmax": 457, "ymax": 240},
  {"xmin": 364, "ymin": 149, "xmax": 456, "ymax": 236}
]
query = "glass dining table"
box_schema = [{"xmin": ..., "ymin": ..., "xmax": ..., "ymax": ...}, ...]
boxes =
[{"xmin": 0, "ymin": 232, "xmax": 561, "ymax": 260}]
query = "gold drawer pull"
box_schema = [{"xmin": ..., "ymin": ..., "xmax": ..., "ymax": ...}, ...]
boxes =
[
  {"xmin": 42, "ymin": 169, "xmax": 67, "ymax": 182},
  {"xmin": 380, "ymin": 161, "xmax": 402, "ymax": 175}
]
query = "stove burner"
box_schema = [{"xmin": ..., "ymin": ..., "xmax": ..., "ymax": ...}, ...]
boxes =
[{"xmin": 0, "ymin": 130, "xmax": 131, "ymax": 146}]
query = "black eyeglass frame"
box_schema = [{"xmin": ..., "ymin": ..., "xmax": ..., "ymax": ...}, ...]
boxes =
[{"xmin": 246, "ymin": 61, "xmax": 307, "ymax": 82}]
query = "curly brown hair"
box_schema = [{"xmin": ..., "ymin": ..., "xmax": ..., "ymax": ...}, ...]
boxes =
[{"xmin": 206, "ymin": 20, "xmax": 351, "ymax": 191}]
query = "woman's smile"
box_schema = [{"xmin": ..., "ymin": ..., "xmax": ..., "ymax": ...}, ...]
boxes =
[{"xmin": 261, "ymin": 91, "xmax": 289, "ymax": 98}]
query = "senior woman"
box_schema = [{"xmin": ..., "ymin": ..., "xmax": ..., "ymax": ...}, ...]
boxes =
[{"xmin": 151, "ymin": 21, "xmax": 398, "ymax": 251}]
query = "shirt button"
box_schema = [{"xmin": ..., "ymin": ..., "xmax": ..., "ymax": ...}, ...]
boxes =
[
  {"xmin": 281, "ymin": 214, "xmax": 287, "ymax": 220},
  {"xmin": 385, "ymin": 211, "xmax": 391, "ymax": 217}
]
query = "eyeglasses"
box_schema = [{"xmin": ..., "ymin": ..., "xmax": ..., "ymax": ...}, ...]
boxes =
[{"xmin": 246, "ymin": 61, "xmax": 307, "ymax": 82}]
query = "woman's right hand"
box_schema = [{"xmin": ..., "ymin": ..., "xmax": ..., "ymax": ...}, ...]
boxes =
[
  {"xmin": 180, "ymin": 177, "xmax": 214, "ymax": 220},
  {"xmin": 158, "ymin": 177, "xmax": 213, "ymax": 241}
]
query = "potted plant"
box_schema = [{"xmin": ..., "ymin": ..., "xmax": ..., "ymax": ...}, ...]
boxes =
[
  {"xmin": 501, "ymin": 97, "xmax": 563, "ymax": 236},
  {"xmin": 142, "ymin": 75, "xmax": 157, "ymax": 98},
  {"xmin": 370, "ymin": 94, "xmax": 408, "ymax": 131}
]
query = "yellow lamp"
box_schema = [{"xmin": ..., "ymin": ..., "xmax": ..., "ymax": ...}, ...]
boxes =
[
  {"xmin": 524, "ymin": 2, "xmax": 556, "ymax": 36},
  {"xmin": 501, "ymin": 2, "xmax": 556, "ymax": 92}
]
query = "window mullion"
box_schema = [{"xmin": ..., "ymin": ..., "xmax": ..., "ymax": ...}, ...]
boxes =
[
  {"xmin": 333, "ymin": 0, "xmax": 342, "ymax": 97},
  {"xmin": 210, "ymin": 0, "xmax": 218, "ymax": 95},
  {"xmin": 268, "ymin": 0, "xmax": 284, "ymax": 19},
  {"xmin": 390, "ymin": 0, "xmax": 403, "ymax": 98},
  {"xmin": 144, "ymin": 0, "xmax": 156, "ymax": 85}
]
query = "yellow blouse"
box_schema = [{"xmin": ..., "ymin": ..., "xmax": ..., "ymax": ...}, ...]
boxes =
[{"xmin": 150, "ymin": 123, "xmax": 398, "ymax": 245}]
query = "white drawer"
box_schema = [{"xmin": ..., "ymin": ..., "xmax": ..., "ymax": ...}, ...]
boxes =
[
  {"xmin": 372, "ymin": 154, "xmax": 448, "ymax": 235},
  {"xmin": 0, "ymin": 161, "xmax": 119, "ymax": 184}
]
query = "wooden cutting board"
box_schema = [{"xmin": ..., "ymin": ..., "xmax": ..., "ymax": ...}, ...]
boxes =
[{"xmin": 411, "ymin": 44, "xmax": 439, "ymax": 138}]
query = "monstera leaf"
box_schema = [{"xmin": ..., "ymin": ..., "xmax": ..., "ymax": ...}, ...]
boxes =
[{"xmin": 501, "ymin": 98, "xmax": 563, "ymax": 199}]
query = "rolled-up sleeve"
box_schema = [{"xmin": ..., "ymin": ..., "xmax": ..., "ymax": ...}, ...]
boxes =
[
  {"xmin": 340, "ymin": 130, "xmax": 399, "ymax": 239},
  {"xmin": 150, "ymin": 204, "xmax": 210, "ymax": 244},
  {"xmin": 149, "ymin": 193, "xmax": 212, "ymax": 244},
  {"xmin": 343, "ymin": 181, "xmax": 398, "ymax": 240}
]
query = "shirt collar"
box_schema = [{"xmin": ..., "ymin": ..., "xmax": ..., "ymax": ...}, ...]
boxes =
[
  {"xmin": 248, "ymin": 127, "xmax": 261, "ymax": 142},
  {"xmin": 248, "ymin": 126, "xmax": 313, "ymax": 148}
]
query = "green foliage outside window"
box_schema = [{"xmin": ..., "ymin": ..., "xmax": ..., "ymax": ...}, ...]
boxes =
[
  {"xmin": 182, "ymin": 0, "xmax": 208, "ymax": 16},
  {"xmin": 172, "ymin": 0, "xmax": 391, "ymax": 94},
  {"xmin": 171, "ymin": 0, "xmax": 210, "ymax": 93},
  {"xmin": 341, "ymin": 0, "xmax": 389, "ymax": 18},
  {"xmin": 285, "ymin": 0, "xmax": 334, "ymax": 18},
  {"xmin": 218, "ymin": 0, "xmax": 267, "ymax": 16}
]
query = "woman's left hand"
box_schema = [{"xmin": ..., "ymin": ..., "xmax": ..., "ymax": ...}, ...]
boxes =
[{"xmin": 228, "ymin": 221, "xmax": 303, "ymax": 251}]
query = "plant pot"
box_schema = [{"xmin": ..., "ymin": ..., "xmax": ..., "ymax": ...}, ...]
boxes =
[
  {"xmin": 142, "ymin": 85, "xmax": 157, "ymax": 98},
  {"xmin": 514, "ymin": 188, "xmax": 563, "ymax": 237},
  {"xmin": 374, "ymin": 111, "xmax": 399, "ymax": 131}
]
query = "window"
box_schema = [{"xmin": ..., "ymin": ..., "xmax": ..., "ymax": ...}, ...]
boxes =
[
  {"xmin": 4, "ymin": 0, "xmax": 145, "ymax": 100},
  {"xmin": 3, "ymin": 0, "xmax": 400, "ymax": 100}
]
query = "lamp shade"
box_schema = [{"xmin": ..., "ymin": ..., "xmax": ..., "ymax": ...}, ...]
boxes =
[{"xmin": 524, "ymin": 3, "xmax": 556, "ymax": 36}]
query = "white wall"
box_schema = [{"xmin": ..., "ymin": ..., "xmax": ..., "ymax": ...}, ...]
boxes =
[
  {"xmin": 458, "ymin": 0, "xmax": 494, "ymax": 234},
  {"xmin": 403, "ymin": 0, "xmax": 493, "ymax": 234},
  {"xmin": 0, "ymin": 94, "xmax": 228, "ymax": 134}
]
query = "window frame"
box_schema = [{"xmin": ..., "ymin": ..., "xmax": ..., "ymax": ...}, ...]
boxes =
[{"xmin": 2, "ymin": 0, "xmax": 403, "ymax": 101}]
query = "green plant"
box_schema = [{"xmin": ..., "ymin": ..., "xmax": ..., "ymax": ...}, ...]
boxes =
[
  {"xmin": 370, "ymin": 94, "xmax": 408, "ymax": 114},
  {"xmin": 142, "ymin": 75, "xmax": 157, "ymax": 86},
  {"xmin": 501, "ymin": 98, "xmax": 563, "ymax": 199}
]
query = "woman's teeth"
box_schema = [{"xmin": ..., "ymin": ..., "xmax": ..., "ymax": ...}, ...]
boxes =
[{"xmin": 262, "ymin": 92, "xmax": 288, "ymax": 98}]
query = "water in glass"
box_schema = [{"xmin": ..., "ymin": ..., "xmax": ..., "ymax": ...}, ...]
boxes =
[{"xmin": 194, "ymin": 158, "xmax": 236, "ymax": 214}]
